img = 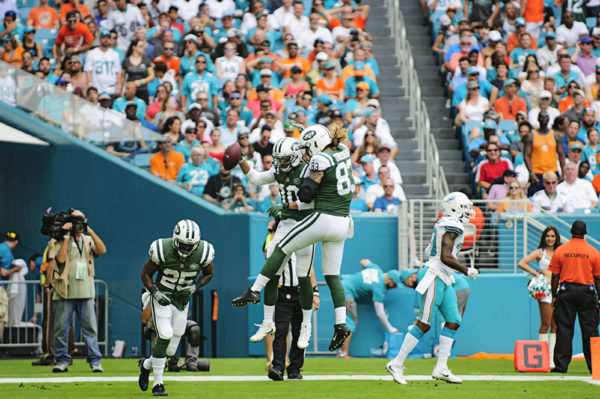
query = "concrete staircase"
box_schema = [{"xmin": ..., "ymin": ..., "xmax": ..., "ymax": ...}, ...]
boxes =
[{"xmin": 365, "ymin": 0, "xmax": 470, "ymax": 194}]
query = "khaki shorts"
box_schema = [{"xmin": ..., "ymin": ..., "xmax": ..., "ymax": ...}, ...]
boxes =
[{"xmin": 0, "ymin": 286, "xmax": 8, "ymax": 323}]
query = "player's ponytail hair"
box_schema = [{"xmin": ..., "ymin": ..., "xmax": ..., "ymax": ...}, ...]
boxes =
[{"xmin": 328, "ymin": 123, "xmax": 348, "ymax": 147}]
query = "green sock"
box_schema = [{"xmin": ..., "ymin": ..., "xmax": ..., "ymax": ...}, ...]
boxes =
[
  {"xmin": 152, "ymin": 338, "xmax": 169, "ymax": 358},
  {"xmin": 264, "ymin": 279, "xmax": 279, "ymax": 306},
  {"xmin": 260, "ymin": 246, "xmax": 287, "ymax": 280},
  {"xmin": 297, "ymin": 276, "xmax": 313, "ymax": 310},
  {"xmin": 325, "ymin": 275, "xmax": 346, "ymax": 308}
]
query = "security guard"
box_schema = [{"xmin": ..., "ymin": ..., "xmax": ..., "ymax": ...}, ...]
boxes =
[{"xmin": 549, "ymin": 220, "xmax": 600, "ymax": 373}]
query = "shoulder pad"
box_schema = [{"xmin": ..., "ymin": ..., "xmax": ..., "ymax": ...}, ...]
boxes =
[
  {"xmin": 199, "ymin": 241, "xmax": 215, "ymax": 266},
  {"xmin": 148, "ymin": 239, "xmax": 167, "ymax": 264},
  {"xmin": 439, "ymin": 217, "xmax": 464, "ymax": 235},
  {"xmin": 310, "ymin": 153, "xmax": 334, "ymax": 172}
]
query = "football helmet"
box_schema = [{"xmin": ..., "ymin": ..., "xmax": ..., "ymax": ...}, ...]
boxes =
[
  {"xmin": 298, "ymin": 124, "xmax": 332, "ymax": 157},
  {"xmin": 273, "ymin": 137, "xmax": 301, "ymax": 173},
  {"xmin": 172, "ymin": 219, "xmax": 201, "ymax": 259},
  {"xmin": 441, "ymin": 192, "xmax": 475, "ymax": 223}
]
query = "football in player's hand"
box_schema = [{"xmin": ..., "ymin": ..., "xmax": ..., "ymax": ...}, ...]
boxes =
[{"xmin": 223, "ymin": 142, "xmax": 242, "ymax": 170}]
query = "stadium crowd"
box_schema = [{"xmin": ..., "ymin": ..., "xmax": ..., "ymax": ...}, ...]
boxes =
[
  {"xmin": 426, "ymin": 0, "xmax": 600, "ymax": 213},
  {"xmin": 0, "ymin": 0, "xmax": 409, "ymax": 214}
]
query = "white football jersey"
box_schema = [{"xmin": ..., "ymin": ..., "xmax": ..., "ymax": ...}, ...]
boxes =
[
  {"xmin": 84, "ymin": 48, "xmax": 122, "ymax": 95},
  {"xmin": 105, "ymin": 5, "xmax": 145, "ymax": 51},
  {"xmin": 425, "ymin": 216, "xmax": 464, "ymax": 281}
]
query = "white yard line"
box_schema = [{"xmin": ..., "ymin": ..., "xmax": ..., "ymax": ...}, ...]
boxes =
[{"xmin": 0, "ymin": 375, "xmax": 597, "ymax": 384}]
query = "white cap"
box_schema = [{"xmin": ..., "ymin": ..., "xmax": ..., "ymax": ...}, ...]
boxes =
[
  {"xmin": 181, "ymin": 119, "xmax": 196, "ymax": 133},
  {"xmin": 439, "ymin": 15, "xmax": 451, "ymax": 27},
  {"xmin": 260, "ymin": 68, "xmax": 273, "ymax": 76},
  {"xmin": 592, "ymin": 27, "xmax": 600, "ymax": 37},
  {"xmin": 539, "ymin": 90, "xmax": 552, "ymax": 99},
  {"xmin": 367, "ymin": 99, "xmax": 380, "ymax": 108},
  {"xmin": 488, "ymin": 31, "xmax": 502, "ymax": 42},
  {"xmin": 226, "ymin": 28, "xmax": 237, "ymax": 38},
  {"xmin": 316, "ymin": 51, "xmax": 329, "ymax": 61}
]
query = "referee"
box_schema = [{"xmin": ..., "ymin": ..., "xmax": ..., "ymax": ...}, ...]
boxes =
[
  {"xmin": 268, "ymin": 255, "xmax": 320, "ymax": 381},
  {"xmin": 548, "ymin": 220, "xmax": 600, "ymax": 373}
]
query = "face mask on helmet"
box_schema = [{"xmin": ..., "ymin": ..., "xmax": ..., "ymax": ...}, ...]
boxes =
[
  {"xmin": 172, "ymin": 220, "xmax": 201, "ymax": 259},
  {"xmin": 174, "ymin": 240, "xmax": 198, "ymax": 258},
  {"xmin": 275, "ymin": 155, "xmax": 293, "ymax": 172}
]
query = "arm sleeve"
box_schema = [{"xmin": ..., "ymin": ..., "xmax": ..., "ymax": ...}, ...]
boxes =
[
  {"xmin": 201, "ymin": 242, "xmax": 215, "ymax": 266},
  {"xmin": 148, "ymin": 239, "xmax": 162, "ymax": 264},
  {"xmin": 246, "ymin": 167, "xmax": 276, "ymax": 185},
  {"xmin": 373, "ymin": 302, "xmax": 395, "ymax": 333}
]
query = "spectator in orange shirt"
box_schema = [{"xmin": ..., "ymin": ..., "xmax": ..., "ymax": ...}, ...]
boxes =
[
  {"xmin": 341, "ymin": 48, "xmax": 376, "ymax": 82},
  {"xmin": 507, "ymin": 17, "xmax": 538, "ymax": 53},
  {"xmin": 521, "ymin": 0, "xmax": 544, "ymax": 41},
  {"xmin": 60, "ymin": 0, "xmax": 89, "ymax": 26},
  {"xmin": 247, "ymin": 68, "xmax": 284, "ymax": 102},
  {"xmin": 150, "ymin": 138, "xmax": 185, "ymax": 182},
  {"xmin": 316, "ymin": 62, "xmax": 345, "ymax": 100},
  {"xmin": 558, "ymin": 87, "xmax": 589, "ymax": 114},
  {"xmin": 280, "ymin": 41, "xmax": 310, "ymax": 79},
  {"xmin": 27, "ymin": 0, "xmax": 59, "ymax": 29},
  {"xmin": 53, "ymin": 11, "xmax": 94, "ymax": 60},
  {"xmin": 322, "ymin": 2, "xmax": 370, "ymax": 31},
  {"xmin": 1, "ymin": 36, "xmax": 24, "ymax": 66},
  {"xmin": 494, "ymin": 79, "xmax": 527, "ymax": 120},
  {"xmin": 153, "ymin": 39, "xmax": 181, "ymax": 77}
]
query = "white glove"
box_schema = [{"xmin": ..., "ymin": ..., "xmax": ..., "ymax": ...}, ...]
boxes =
[
  {"xmin": 182, "ymin": 284, "xmax": 198, "ymax": 295},
  {"xmin": 388, "ymin": 327, "xmax": 399, "ymax": 334},
  {"xmin": 467, "ymin": 267, "xmax": 479, "ymax": 280}
]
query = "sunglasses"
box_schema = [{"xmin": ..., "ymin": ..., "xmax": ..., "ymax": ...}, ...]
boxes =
[
  {"xmin": 509, "ymin": 186, "xmax": 520, "ymax": 190},
  {"xmin": 198, "ymin": 97, "xmax": 209, "ymax": 101},
  {"xmin": 230, "ymin": 94, "xmax": 242, "ymax": 99},
  {"xmin": 196, "ymin": 60, "xmax": 206, "ymax": 64},
  {"xmin": 544, "ymin": 180, "xmax": 557, "ymax": 185},
  {"xmin": 469, "ymin": 87, "xmax": 480, "ymax": 90},
  {"xmin": 460, "ymin": 42, "xmax": 470, "ymax": 45},
  {"xmin": 264, "ymin": 160, "xmax": 273, "ymax": 164},
  {"xmin": 238, "ymin": 135, "xmax": 249, "ymax": 140},
  {"xmin": 288, "ymin": 46, "xmax": 298, "ymax": 50},
  {"xmin": 225, "ymin": 46, "xmax": 235, "ymax": 50},
  {"xmin": 164, "ymin": 47, "xmax": 175, "ymax": 51},
  {"xmin": 383, "ymin": 185, "xmax": 394, "ymax": 188},
  {"xmin": 487, "ymin": 148, "xmax": 499, "ymax": 152},
  {"xmin": 302, "ymin": 97, "xmax": 312, "ymax": 101},
  {"xmin": 261, "ymin": 106, "xmax": 270, "ymax": 109}
]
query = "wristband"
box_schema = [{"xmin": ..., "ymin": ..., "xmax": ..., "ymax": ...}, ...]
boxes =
[
  {"xmin": 148, "ymin": 285, "xmax": 158, "ymax": 295},
  {"xmin": 63, "ymin": 235, "xmax": 71, "ymax": 240},
  {"xmin": 312, "ymin": 286, "xmax": 319, "ymax": 296}
]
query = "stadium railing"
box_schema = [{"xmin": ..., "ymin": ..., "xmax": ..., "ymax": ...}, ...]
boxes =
[
  {"xmin": 0, "ymin": 279, "xmax": 110, "ymax": 356},
  {"xmin": 0, "ymin": 60, "xmax": 166, "ymax": 156},
  {"xmin": 402, "ymin": 199, "xmax": 600, "ymax": 272},
  {"xmin": 386, "ymin": 0, "xmax": 449, "ymax": 200}
]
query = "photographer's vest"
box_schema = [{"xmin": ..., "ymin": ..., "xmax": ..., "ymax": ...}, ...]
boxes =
[{"xmin": 51, "ymin": 235, "xmax": 96, "ymax": 300}]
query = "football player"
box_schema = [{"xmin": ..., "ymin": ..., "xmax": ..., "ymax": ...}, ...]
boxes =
[
  {"xmin": 338, "ymin": 259, "xmax": 402, "ymax": 358},
  {"xmin": 236, "ymin": 137, "xmax": 317, "ymax": 348},
  {"xmin": 385, "ymin": 192, "xmax": 479, "ymax": 385},
  {"xmin": 138, "ymin": 220, "xmax": 215, "ymax": 396},
  {"xmin": 233, "ymin": 124, "xmax": 355, "ymax": 352}
]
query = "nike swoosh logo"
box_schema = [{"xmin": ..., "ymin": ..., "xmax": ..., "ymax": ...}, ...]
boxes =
[{"xmin": 440, "ymin": 373, "xmax": 449, "ymax": 377}]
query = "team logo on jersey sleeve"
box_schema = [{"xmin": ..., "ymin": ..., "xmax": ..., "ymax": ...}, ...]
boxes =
[{"xmin": 293, "ymin": 178, "xmax": 301, "ymax": 185}]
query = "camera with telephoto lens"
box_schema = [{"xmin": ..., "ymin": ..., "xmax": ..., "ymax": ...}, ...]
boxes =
[{"xmin": 41, "ymin": 209, "xmax": 87, "ymax": 240}]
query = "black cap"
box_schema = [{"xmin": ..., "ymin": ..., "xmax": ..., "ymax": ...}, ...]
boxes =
[
  {"xmin": 256, "ymin": 84, "xmax": 270, "ymax": 92},
  {"xmin": 571, "ymin": 220, "xmax": 587, "ymax": 236},
  {"xmin": 5, "ymin": 231, "xmax": 19, "ymax": 241},
  {"xmin": 329, "ymin": 109, "xmax": 342, "ymax": 118},
  {"xmin": 66, "ymin": 10, "xmax": 78, "ymax": 20},
  {"xmin": 503, "ymin": 169, "xmax": 517, "ymax": 177}
]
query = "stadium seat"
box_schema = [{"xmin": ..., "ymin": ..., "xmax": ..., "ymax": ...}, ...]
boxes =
[
  {"xmin": 499, "ymin": 120, "xmax": 519, "ymax": 143},
  {"xmin": 131, "ymin": 153, "xmax": 153, "ymax": 170},
  {"xmin": 36, "ymin": 28, "xmax": 58, "ymax": 58}
]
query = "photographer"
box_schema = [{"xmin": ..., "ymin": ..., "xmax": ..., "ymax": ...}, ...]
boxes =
[{"xmin": 50, "ymin": 209, "xmax": 106, "ymax": 373}]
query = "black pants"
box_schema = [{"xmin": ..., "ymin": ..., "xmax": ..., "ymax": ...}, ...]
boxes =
[
  {"xmin": 553, "ymin": 283, "xmax": 599, "ymax": 372},
  {"xmin": 272, "ymin": 286, "xmax": 304, "ymax": 376}
]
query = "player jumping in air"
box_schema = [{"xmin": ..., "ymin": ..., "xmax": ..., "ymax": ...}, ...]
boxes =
[
  {"xmin": 233, "ymin": 124, "xmax": 355, "ymax": 351},
  {"xmin": 386, "ymin": 192, "xmax": 479, "ymax": 385},
  {"xmin": 139, "ymin": 220, "xmax": 215, "ymax": 396}
]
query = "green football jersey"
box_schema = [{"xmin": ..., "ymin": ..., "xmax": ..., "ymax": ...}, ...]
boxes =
[
  {"xmin": 309, "ymin": 144, "xmax": 354, "ymax": 216},
  {"xmin": 275, "ymin": 162, "xmax": 314, "ymax": 221},
  {"xmin": 148, "ymin": 238, "xmax": 215, "ymax": 310}
]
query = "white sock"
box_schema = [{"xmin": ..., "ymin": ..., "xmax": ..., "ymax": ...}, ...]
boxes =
[
  {"xmin": 538, "ymin": 333, "xmax": 548, "ymax": 343},
  {"xmin": 435, "ymin": 335, "xmax": 454, "ymax": 370},
  {"xmin": 334, "ymin": 307, "xmax": 346, "ymax": 324},
  {"xmin": 152, "ymin": 357, "xmax": 166, "ymax": 386},
  {"xmin": 251, "ymin": 274, "xmax": 270, "ymax": 292},
  {"xmin": 302, "ymin": 309, "xmax": 312, "ymax": 324},
  {"xmin": 548, "ymin": 333, "xmax": 556, "ymax": 364},
  {"xmin": 263, "ymin": 305, "xmax": 274, "ymax": 323},
  {"xmin": 392, "ymin": 332, "xmax": 420, "ymax": 366},
  {"xmin": 143, "ymin": 358, "xmax": 152, "ymax": 370}
]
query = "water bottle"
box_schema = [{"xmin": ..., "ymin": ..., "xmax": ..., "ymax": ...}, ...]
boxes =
[{"xmin": 131, "ymin": 345, "xmax": 139, "ymax": 357}]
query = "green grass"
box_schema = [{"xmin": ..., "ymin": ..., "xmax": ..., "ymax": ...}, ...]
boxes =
[{"xmin": 0, "ymin": 358, "xmax": 597, "ymax": 398}]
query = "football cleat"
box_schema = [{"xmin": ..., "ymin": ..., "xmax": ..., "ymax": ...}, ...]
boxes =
[
  {"xmin": 386, "ymin": 361, "xmax": 407, "ymax": 384},
  {"xmin": 297, "ymin": 322, "xmax": 312, "ymax": 349},
  {"xmin": 232, "ymin": 287, "xmax": 260, "ymax": 306},
  {"xmin": 432, "ymin": 367, "xmax": 462, "ymax": 384},
  {"xmin": 152, "ymin": 383, "xmax": 168, "ymax": 396},
  {"xmin": 138, "ymin": 358, "xmax": 150, "ymax": 391},
  {"xmin": 185, "ymin": 362, "xmax": 198, "ymax": 372},
  {"xmin": 250, "ymin": 321, "xmax": 276, "ymax": 342},
  {"xmin": 268, "ymin": 368, "xmax": 284, "ymax": 381},
  {"xmin": 328, "ymin": 323, "xmax": 351, "ymax": 351}
]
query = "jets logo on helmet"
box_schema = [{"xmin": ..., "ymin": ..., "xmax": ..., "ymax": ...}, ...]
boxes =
[
  {"xmin": 172, "ymin": 219, "xmax": 201, "ymax": 259},
  {"xmin": 273, "ymin": 137, "xmax": 302, "ymax": 173},
  {"xmin": 441, "ymin": 192, "xmax": 475, "ymax": 223},
  {"xmin": 298, "ymin": 124, "xmax": 332, "ymax": 157}
]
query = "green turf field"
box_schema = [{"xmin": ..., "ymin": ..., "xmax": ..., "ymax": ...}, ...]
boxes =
[{"xmin": 0, "ymin": 358, "xmax": 597, "ymax": 398}]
